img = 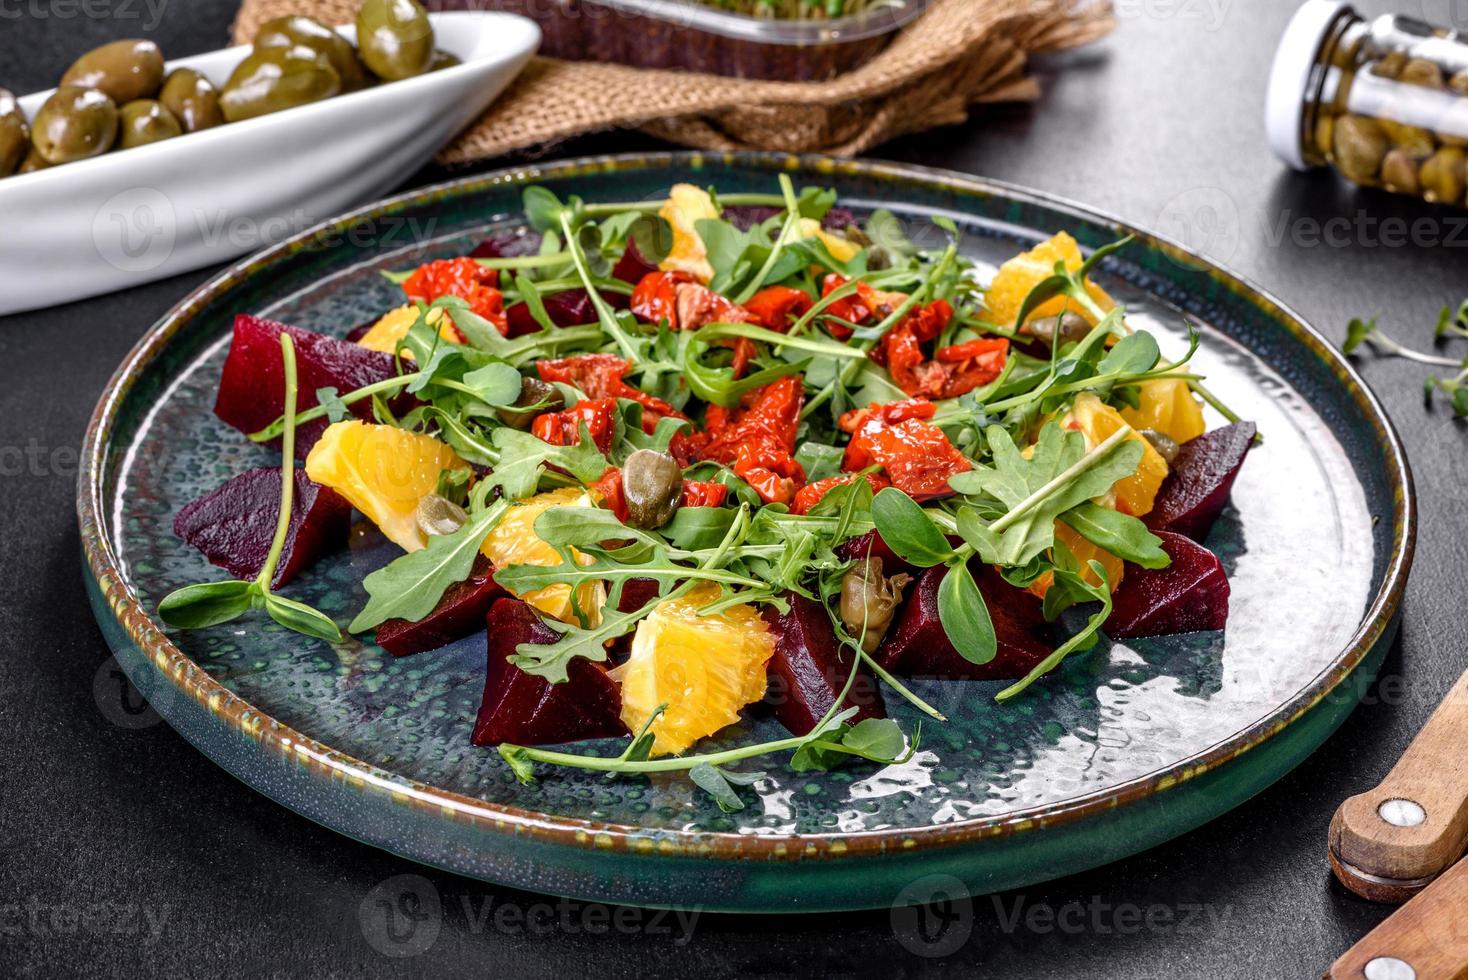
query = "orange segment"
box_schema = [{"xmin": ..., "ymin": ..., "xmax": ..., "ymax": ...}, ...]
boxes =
[
  {"xmin": 1120, "ymin": 378, "xmax": 1207, "ymax": 445},
  {"xmin": 611, "ymin": 583, "xmax": 774, "ymax": 757},
  {"xmin": 658, "ymin": 184, "xmax": 719, "ymax": 283},
  {"xmin": 1067, "ymin": 393, "xmax": 1169, "ymax": 517},
  {"xmin": 795, "ymin": 218, "xmax": 860, "ymax": 263},
  {"xmin": 355, "ymin": 305, "xmax": 456, "ymax": 358},
  {"xmin": 304, "ymin": 421, "xmax": 465, "ymax": 552},
  {"xmin": 983, "ymin": 231, "xmax": 1116, "ymax": 329},
  {"xmin": 1028, "ymin": 521, "xmax": 1126, "ymax": 598},
  {"xmin": 480, "ymin": 488, "xmax": 605, "ymax": 626}
]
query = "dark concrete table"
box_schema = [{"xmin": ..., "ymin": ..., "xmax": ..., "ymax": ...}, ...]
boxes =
[{"xmin": 3, "ymin": 2, "xmax": 1463, "ymax": 976}]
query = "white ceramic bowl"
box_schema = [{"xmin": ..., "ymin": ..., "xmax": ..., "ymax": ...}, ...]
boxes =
[{"xmin": 0, "ymin": 12, "xmax": 540, "ymax": 316}]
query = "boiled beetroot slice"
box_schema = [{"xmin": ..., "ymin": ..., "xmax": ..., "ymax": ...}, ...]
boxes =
[
  {"xmin": 875, "ymin": 564, "xmax": 1054, "ymax": 681},
  {"xmin": 213, "ymin": 314, "xmax": 400, "ymax": 455},
  {"xmin": 834, "ymin": 529, "xmax": 918, "ymax": 576},
  {"xmin": 471, "ymin": 598, "xmax": 627, "ymax": 747},
  {"xmin": 1147, "ymin": 421, "xmax": 1256, "ymax": 541},
  {"xmin": 1108, "ymin": 531, "xmax": 1230, "ymax": 638},
  {"xmin": 375, "ymin": 557, "xmax": 504, "ymax": 657},
  {"xmin": 173, "ymin": 467, "xmax": 350, "ymax": 589},
  {"xmin": 762, "ymin": 594, "xmax": 884, "ymax": 736}
]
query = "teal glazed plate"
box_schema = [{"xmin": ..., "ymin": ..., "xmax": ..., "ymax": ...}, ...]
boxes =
[{"xmin": 79, "ymin": 153, "xmax": 1414, "ymax": 912}]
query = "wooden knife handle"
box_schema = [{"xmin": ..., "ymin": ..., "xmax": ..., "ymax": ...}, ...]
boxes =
[
  {"xmin": 1325, "ymin": 856, "xmax": 1468, "ymax": 979},
  {"xmin": 1330, "ymin": 668, "xmax": 1468, "ymax": 889}
]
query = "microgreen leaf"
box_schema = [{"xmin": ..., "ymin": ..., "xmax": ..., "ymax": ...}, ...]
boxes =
[
  {"xmin": 936, "ymin": 561, "xmax": 997, "ymax": 665},
  {"xmin": 1344, "ymin": 316, "xmax": 1377, "ymax": 354},
  {"xmin": 157, "ymin": 580, "xmax": 256, "ymax": 629},
  {"xmin": 689, "ymin": 762, "xmax": 763, "ymax": 813},
  {"xmin": 839, "ymin": 718, "xmax": 907, "ymax": 760},
  {"xmin": 871, "ymin": 488, "xmax": 954, "ymax": 568},
  {"xmin": 523, "ymin": 186, "xmax": 568, "ymax": 232},
  {"xmin": 460, "ymin": 362, "xmax": 524, "ymax": 406},
  {"xmin": 264, "ymin": 593, "xmax": 343, "ymax": 643},
  {"xmin": 315, "ymin": 386, "xmax": 350, "ymax": 423}
]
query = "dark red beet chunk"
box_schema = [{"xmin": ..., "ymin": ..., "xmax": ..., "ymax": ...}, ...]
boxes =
[
  {"xmin": 1147, "ymin": 421, "xmax": 1256, "ymax": 541},
  {"xmin": 876, "ymin": 564, "xmax": 1054, "ymax": 681},
  {"xmin": 834, "ymin": 529, "xmax": 917, "ymax": 576},
  {"xmin": 1108, "ymin": 531, "xmax": 1230, "ymax": 638},
  {"xmin": 213, "ymin": 315, "xmax": 400, "ymax": 455},
  {"xmin": 173, "ymin": 467, "xmax": 349, "ymax": 589},
  {"xmin": 610, "ymin": 241, "xmax": 658, "ymax": 289},
  {"xmin": 376, "ymin": 557, "xmax": 504, "ymax": 657},
  {"xmin": 471, "ymin": 228, "xmax": 541, "ymax": 260},
  {"xmin": 471, "ymin": 598, "xmax": 627, "ymax": 747},
  {"xmin": 762, "ymin": 594, "xmax": 884, "ymax": 736}
]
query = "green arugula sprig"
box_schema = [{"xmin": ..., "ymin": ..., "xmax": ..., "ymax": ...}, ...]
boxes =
[{"xmin": 158, "ymin": 334, "xmax": 342, "ymax": 643}]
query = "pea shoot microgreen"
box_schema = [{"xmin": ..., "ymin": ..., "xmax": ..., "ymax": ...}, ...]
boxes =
[{"xmin": 1344, "ymin": 309, "xmax": 1468, "ymax": 416}]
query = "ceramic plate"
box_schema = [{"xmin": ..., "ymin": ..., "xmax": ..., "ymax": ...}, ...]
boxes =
[{"xmin": 79, "ymin": 153, "xmax": 1414, "ymax": 912}]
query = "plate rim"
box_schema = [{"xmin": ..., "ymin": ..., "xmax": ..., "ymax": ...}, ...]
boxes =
[{"xmin": 77, "ymin": 149, "xmax": 1417, "ymax": 863}]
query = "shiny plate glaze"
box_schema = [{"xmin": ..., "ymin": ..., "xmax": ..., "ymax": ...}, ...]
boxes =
[{"xmin": 79, "ymin": 153, "xmax": 1413, "ymax": 912}]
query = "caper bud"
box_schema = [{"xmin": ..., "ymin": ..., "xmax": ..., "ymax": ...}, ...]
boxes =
[
  {"xmin": 1371, "ymin": 51, "xmax": 1407, "ymax": 79},
  {"xmin": 1420, "ymin": 147, "xmax": 1466, "ymax": 205},
  {"xmin": 1313, "ymin": 113, "xmax": 1335, "ymax": 159},
  {"xmin": 1025, "ymin": 311, "xmax": 1091, "ymax": 348},
  {"xmin": 118, "ymin": 99, "xmax": 182, "ymax": 149},
  {"xmin": 1399, "ymin": 57, "xmax": 1445, "ymax": 89},
  {"xmin": 415, "ymin": 493, "xmax": 468, "ymax": 539},
  {"xmin": 255, "ymin": 15, "xmax": 373, "ymax": 91},
  {"xmin": 356, "ymin": 0, "xmax": 435, "ymax": 82},
  {"xmin": 1450, "ymin": 69, "xmax": 1468, "ymax": 95},
  {"xmin": 60, "ymin": 39, "xmax": 165, "ymax": 104},
  {"xmin": 1380, "ymin": 148, "xmax": 1422, "ymax": 195},
  {"xmin": 158, "ymin": 68, "xmax": 224, "ymax": 133},
  {"xmin": 31, "ymin": 86, "xmax": 118, "ymax": 165},
  {"xmin": 622, "ymin": 449, "xmax": 683, "ymax": 530},
  {"xmin": 0, "ymin": 87, "xmax": 28, "ymax": 177},
  {"xmin": 220, "ymin": 45, "xmax": 341, "ymax": 123},
  {"xmin": 1333, "ymin": 114, "xmax": 1388, "ymax": 183},
  {"xmin": 1378, "ymin": 119, "xmax": 1436, "ymax": 159},
  {"xmin": 498, "ymin": 377, "xmax": 563, "ymax": 429},
  {"xmin": 840, "ymin": 557, "xmax": 913, "ymax": 654},
  {"xmin": 1140, "ymin": 429, "xmax": 1181, "ymax": 465}
]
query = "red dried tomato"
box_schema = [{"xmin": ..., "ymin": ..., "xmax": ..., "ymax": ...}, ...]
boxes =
[
  {"xmin": 535, "ymin": 354, "xmax": 683, "ymax": 422},
  {"xmin": 590, "ymin": 467, "xmax": 629, "ymax": 523},
  {"xmin": 701, "ymin": 375, "xmax": 806, "ymax": 505},
  {"xmin": 530, "ymin": 398, "xmax": 617, "ymax": 455},
  {"xmin": 630, "ymin": 271, "xmax": 752, "ymax": 331},
  {"xmin": 680, "ymin": 481, "xmax": 729, "ymax": 508},
  {"xmin": 840, "ymin": 400, "xmax": 971, "ymax": 501},
  {"xmin": 875, "ymin": 300, "xmax": 1008, "ymax": 400},
  {"xmin": 402, "ymin": 258, "xmax": 506, "ymax": 336},
  {"xmin": 819, "ymin": 274, "xmax": 907, "ymax": 340},
  {"xmin": 744, "ymin": 285, "xmax": 814, "ymax": 332},
  {"xmin": 790, "ymin": 472, "xmax": 891, "ymax": 516}
]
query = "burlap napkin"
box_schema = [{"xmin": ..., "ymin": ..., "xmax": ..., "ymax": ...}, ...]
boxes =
[{"xmin": 231, "ymin": 0, "xmax": 1114, "ymax": 162}]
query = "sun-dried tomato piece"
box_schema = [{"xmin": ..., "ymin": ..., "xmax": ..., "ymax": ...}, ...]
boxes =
[
  {"xmin": 536, "ymin": 353, "xmax": 684, "ymax": 421},
  {"xmin": 874, "ymin": 300, "xmax": 1008, "ymax": 400},
  {"xmin": 819, "ymin": 274, "xmax": 907, "ymax": 340},
  {"xmin": 681, "ymin": 481, "xmax": 729, "ymax": 508},
  {"xmin": 841, "ymin": 400, "xmax": 971, "ymax": 501},
  {"xmin": 700, "ymin": 376, "xmax": 806, "ymax": 505},
  {"xmin": 590, "ymin": 467, "xmax": 629, "ymax": 523},
  {"xmin": 531, "ymin": 398, "xmax": 618, "ymax": 455},
  {"xmin": 630, "ymin": 271, "xmax": 752, "ymax": 331},
  {"xmin": 402, "ymin": 257, "xmax": 505, "ymax": 336},
  {"xmin": 744, "ymin": 285, "xmax": 814, "ymax": 332},
  {"xmin": 790, "ymin": 472, "xmax": 891, "ymax": 516}
]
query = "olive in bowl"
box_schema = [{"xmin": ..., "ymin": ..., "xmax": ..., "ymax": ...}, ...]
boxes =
[
  {"xmin": 31, "ymin": 86, "xmax": 119, "ymax": 165},
  {"xmin": 60, "ymin": 39, "xmax": 165, "ymax": 105},
  {"xmin": 158, "ymin": 68, "xmax": 224, "ymax": 133},
  {"xmin": 0, "ymin": 88, "xmax": 28, "ymax": 176},
  {"xmin": 255, "ymin": 15, "xmax": 373, "ymax": 92},
  {"xmin": 356, "ymin": 0, "xmax": 435, "ymax": 81},
  {"xmin": 119, "ymin": 99, "xmax": 183, "ymax": 149},
  {"xmin": 219, "ymin": 45, "xmax": 342, "ymax": 123}
]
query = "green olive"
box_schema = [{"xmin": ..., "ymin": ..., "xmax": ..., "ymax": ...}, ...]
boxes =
[
  {"xmin": 255, "ymin": 15, "xmax": 372, "ymax": 91},
  {"xmin": 356, "ymin": 0, "xmax": 434, "ymax": 82},
  {"xmin": 60, "ymin": 39, "xmax": 165, "ymax": 104},
  {"xmin": 158, "ymin": 68, "xmax": 224, "ymax": 133},
  {"xmin": 428, "ymin": 49, "xmax": 461, "ymax": 72},
  {"xmin": 31, "ymin": 86, "xmax": 118, "ymax": 165},
  {"xmin": 1333, "ymin": 114, "xmax": 1388, "ymax": 183},
  {"xmin": 219, "ymin": 45, "xmax": 341, "ymax": 123},
  {"xmin": 18, "ymin": 146, "xmax": 52, "ymax": 174},
  {"xmin": 1420, "ymin": 147, "xmax": 1466, "ymax": 205},
  {"xmin": 498, "ymin": 377, "xmax": 563, "ymax": 429},
  {"xmin": 1399, "ymin": 57, "xmax": 1445, "ymax": 89},
  {"xmin": 118, "ymin": 99, "xmax": 182, "ymax": 149},
  {"xmin": 0, "ymin": 87, "xmax": 28, "ymax": 177},
  {"xmin": 839, "ymin": 556, "xmax": 912, "ymax": 654},
  {"xmin": 1025, "ymin": 311, "xmax": 1091, "ymax": 348},
  {"xmin": 1380, "ymin": 148, "xmax": 1421, "ymax": 195},
  {"xmin": 622, "ymin": 449, "xmax": 683, "ymax": 530}
]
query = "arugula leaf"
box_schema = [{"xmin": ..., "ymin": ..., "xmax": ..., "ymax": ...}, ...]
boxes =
[
  {"xmin": 871, "ymin": 487, "xmax": 954, "ymax": 568},
  {"xmin": 349, "ymin": 501, "xmax": 507, "ymax": 632},
  {"xmin": 794, "ymin": 441, "xmax": 845, "ymax": 483},
  {"xmin": 996, "ymin": 559, "xmax": 1114, "ymax": 702},
  {"xmin": 936, "ymin": 562, "xmax": 997, "ymax": 665},
  {"xmin": 508, "ymin": 593, "xmax": 658, "ymax": 682},
  {"xmin": 662, "ymin": 507, "xmax": 737, "ymax": 550},
  {"xmin": 482, "ymin": 425, "xmax": 608, "ymax": 500},
  {"xmin": 1060, "ymin": 502, "xmax": 1170, "ymax": 569}
]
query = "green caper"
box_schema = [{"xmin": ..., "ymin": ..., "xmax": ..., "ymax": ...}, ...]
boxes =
[
  {"xmin": 1371, "ymin": 51, "xmax": 1407, "ymax": 79},
  {"xmin": 1451, "ymin": 69, "xmax": 1468, "ymax": 95},
  {"xmin": 1139, "ymin": 429, "xmax": 1181, "ymax": 465},
  {"xmin": 255, "ymin": 15, "xmax": 372, "ymax": 91},
  {"xmin": 1333, "ymin": 114, "xmax": 1388, "ymax": 183},
  {"xmin": 1420, "ymin": 147, "xmax": 1466, "ymax": 205},
  {"xmin": 1377, "ymin": 119, "xmax": 1436, "ymax": 159},
  {"xmin": 1313, "ymin": 112, "xmax": 1335, "ymax": 159},
  {"xmin": 415, "ymin": 493, "xmax": 469, "ymax": 538},
  {"xmin": 839, "ymin": 556, "xmax": 912, "ymax": 654},
  {"xmin": 356, "ymin": 0, "xmax": 434, "ymax": 82},
  {"xmin": 31, "ymin": 86, "xmax": 118, "ymax": 165},
  {"xmin": 219, "ymin": 45, "xmax": 341, "ymax": 123},
  {"xmin": 60, "ymin": 39, "xmax": 165, "ymax": 104},
  {"xmin": 158, "ymin": 68, "xmax": 224, "ymax": 133},
  {"xmin": 117, "ymin": 99, "xmax": 182, "ymax": 149},
  {"xmin": 1399, "ymin": 57, "xmax": 1445, "ymax": 89},
  {"xmin": 427, "ymin": 49, "xmax": 461, "ymax": 72},
  {"xmin": 1025, "ymin": 311, "xmax": 1091, "ymax": 348},
  {"xmin": 622, "ymin": 449, "xmax": 683, "ymax": 530},
  {"xmin": 0, "ymin": 87, "xmax": 28, "ymax": 176},
  {"xmin": 1380, "ymin": 148, "xmax": 1422, "ymax": 195},
  {"xmin": 498, "ymin": 377, "xmax": 563, "ymax": 429}
]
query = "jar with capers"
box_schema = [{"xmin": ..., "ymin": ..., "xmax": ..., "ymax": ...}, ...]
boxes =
[{"xmin": 1268, "ymin": 0, "xmax": 1468, "ymax": 207}]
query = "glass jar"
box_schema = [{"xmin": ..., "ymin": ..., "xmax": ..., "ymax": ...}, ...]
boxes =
[{"xmin": 1267, "ymin": 0, "xmax": 1468, "ymax": 207}]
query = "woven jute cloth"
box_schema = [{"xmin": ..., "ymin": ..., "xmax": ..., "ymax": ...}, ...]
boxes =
[{"xmin": 231, "ymin": 0, "xmax": 1114, "ymax": 162}]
